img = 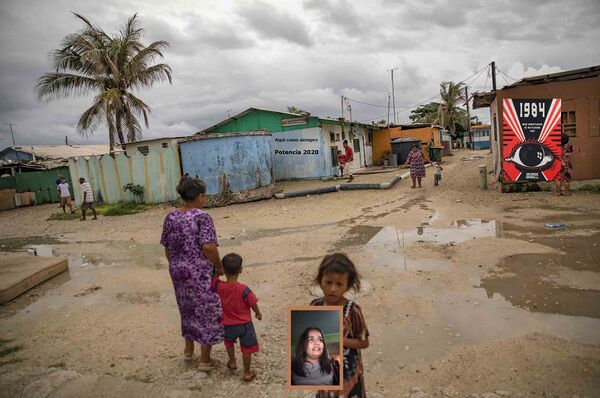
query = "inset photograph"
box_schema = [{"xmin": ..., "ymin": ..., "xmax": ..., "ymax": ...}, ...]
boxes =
[{"xmin": 287, "ymin": 306, "xmax": 343, "ymax": 391}]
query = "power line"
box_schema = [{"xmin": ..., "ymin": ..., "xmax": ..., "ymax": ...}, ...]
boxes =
[
  {"xmin": 344, "ymin": 97, "xmax": 388, "ymax": 108},
  {"xmin": 497, "ymin": 68, "xmax": 519, "ymax": 82},
  {"xmin": 483, "ymin": 69, "xmax": 489, "ymax": 92},
  {"xmin": 359, "ymin": 64, "xmax": 490, "ymax": 123}
]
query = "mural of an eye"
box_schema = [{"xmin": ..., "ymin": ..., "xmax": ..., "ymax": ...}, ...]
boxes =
[{"xmin": 503, "ymin": 143, "xmax": 555, "ymax": 171}]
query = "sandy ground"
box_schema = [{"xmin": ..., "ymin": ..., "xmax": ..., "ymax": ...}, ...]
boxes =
[{"xmin": 1, "ymin": 149, "xmax": 599, "ymax": 398}]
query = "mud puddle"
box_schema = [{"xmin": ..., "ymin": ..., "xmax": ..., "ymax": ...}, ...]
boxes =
[
  {"xmin": 349, "ymin": 219, "xmax": 500, "ymax": 249},
  {"xmin": 380, "ymin": 282, "xmax": 600, "ymax": 367},
  {"xmin": 0, "ymin": 236, "xmax": 64, "ymax": 252},
  {"xmin": 64, "ymin": 241, "xmax": 167, "ymax": 270},
  {"xmin": 481, "ymin": 232, "xmax": 600, "ymax": 318}
]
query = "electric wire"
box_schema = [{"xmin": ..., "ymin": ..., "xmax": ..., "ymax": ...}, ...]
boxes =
[{"xmin": 358, "ymin": 64, "xmax": 490, "ymax": 123}]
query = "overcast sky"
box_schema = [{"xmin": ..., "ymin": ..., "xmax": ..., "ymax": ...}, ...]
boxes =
[{"xmin": 1, "ymin": 0, "xmax": 599, "ymax": 148}]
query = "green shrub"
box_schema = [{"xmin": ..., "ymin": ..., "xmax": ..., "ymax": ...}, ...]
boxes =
[{"xmin": 123, "ymin": 183, "xmax": 145, "ymax": 203}]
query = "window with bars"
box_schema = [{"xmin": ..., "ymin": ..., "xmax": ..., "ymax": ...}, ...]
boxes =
[{"xmin": 561, "ymin": 111, "xmax": 576, "ymax": 137}]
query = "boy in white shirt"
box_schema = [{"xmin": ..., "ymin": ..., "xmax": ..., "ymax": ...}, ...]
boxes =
[
  {"xmin": 57, "ymin": 177, "xmax": 75, "ymax": 213},
  {"xmin": 433, "ymin": 161, "xmax": 443, "ymax": 186}
]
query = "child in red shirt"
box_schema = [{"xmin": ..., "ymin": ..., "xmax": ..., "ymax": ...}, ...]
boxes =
[
  {"xmin": 337, "ymin": 150, "xmax": 346, "ymax": 177},
  {"xmin": 212, "ymin": 253, "xmax": 262, "ymax": 382}
]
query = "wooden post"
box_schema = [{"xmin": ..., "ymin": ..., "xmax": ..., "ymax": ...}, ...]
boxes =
[{"xmin": 479, "ymin": 165, "xmax": 488, "ymax": 190}]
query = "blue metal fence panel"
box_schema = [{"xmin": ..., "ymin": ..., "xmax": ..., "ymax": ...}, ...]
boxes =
[{"xmin": 180, "ymin": 133, "xmax": 273, "ymax": 195}]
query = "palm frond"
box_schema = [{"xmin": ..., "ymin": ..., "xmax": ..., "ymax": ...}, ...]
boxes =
[
  {"xmin": 35, "ymin": 72, "xmax": 101, "ymax": 100},
  {"xmin": 77, "ymin": 97, "xmax": 106, "ymax": 136},
  {"xmin": 129, "ymin": 63, "xmax": 172, "ymax": 88},
  {"xmin": 125, "ymin": 93, "xmax": 151, "ymax": 128}
]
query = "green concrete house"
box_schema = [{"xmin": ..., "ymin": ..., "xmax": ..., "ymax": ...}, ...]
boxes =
[{"xmin": 201, "ymin": 108, "xmax": 377, "ymax": 180}]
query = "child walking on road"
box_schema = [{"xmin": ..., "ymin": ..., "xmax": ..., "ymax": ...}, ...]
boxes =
[
  {"xmin": 433, "ymin": 161, "xmax": 443, "ymax": 186},
  {"xmin": 212, "ymin": 253, "xmax": 262, "ymax": 382}
]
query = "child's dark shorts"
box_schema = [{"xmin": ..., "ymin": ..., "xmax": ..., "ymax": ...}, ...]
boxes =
[{"xmin": 224, "ymin": 322, "xmax": 259, "ymax": 354}]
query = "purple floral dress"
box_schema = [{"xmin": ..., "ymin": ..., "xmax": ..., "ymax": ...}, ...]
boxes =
[
  {"xmin": 407, "ymin": 149, "xmax": 426, "ymax": 178},
  {"xmin": 160, "ymin": 209, "xmax": 224, "ymax": 345}
]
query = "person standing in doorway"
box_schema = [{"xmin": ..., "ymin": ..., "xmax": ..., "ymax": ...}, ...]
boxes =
[
  {"xmin": 57, "ymin": 177, "xmax": 75, "ymax": 213},
  {"xmin": 79, "ymin": 177, "xmax": 97, "ymax": 220},
  {"xmin": 337, "ymin": 150, "xmax": 346, "ymax": 177},
  {"xmin": 343, "ymin": 140, "xmax": 354, "ymax": 182}
]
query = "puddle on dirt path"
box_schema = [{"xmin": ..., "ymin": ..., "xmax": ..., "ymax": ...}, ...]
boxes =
[
  {"xmin": 0, "ymin": 236, "xmax": 64, "ymax": 252},
  {"xmin": 66, "ymin": 241, "xmax": 167, "ymax": 270},
  {"xmin": 349, "ymin": 219, "xmax": 500, "ymax": 249},
  {"xmin": 481, "ymin": 232, "xmax": 600, "ymax": 318},
  {"xmin": 386, "ymin": 282, "xmax": 600, "ymax": 367}
]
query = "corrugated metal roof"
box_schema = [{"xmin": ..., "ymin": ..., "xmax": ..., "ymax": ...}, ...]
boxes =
[
  {"xmin": 11, "ymin": 145, "xmax": 112, "ymax": 159},
  {"xmin": 472, "ymin": 64, "xmax": 600, "ymax": 109},
  {"xmin": 505, "ymin": 64, "xmax": 600, "ymax": 88}
]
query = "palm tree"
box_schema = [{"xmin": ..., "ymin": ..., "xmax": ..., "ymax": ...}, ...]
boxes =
[
  {"xmin": 35, "ymin": 13, "xmax": 172, "ymax": 153},
  {"xmin": 438, "ymin": 81, "xmax": 469, "ymax": 138}
]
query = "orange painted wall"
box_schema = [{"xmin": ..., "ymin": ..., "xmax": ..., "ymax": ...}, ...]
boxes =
[{"xmin": 373, "ymin": 126, "xmax": 442, "ymax": 164}]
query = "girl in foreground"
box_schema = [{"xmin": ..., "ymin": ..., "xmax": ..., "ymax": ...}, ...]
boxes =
[{"xmin": 311, "ymin": 253, "xmax": 369, "ymax": 398}]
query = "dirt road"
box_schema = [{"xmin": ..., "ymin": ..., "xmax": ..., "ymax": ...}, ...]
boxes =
[{"xmin": 1, "ymin": 150, "xmax": 599, "ymax": 397}]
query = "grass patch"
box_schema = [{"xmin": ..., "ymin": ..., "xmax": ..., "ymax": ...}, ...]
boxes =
[
  {"xmin": 47, "ymin": 212, "xmax": 80, "ymax": 221},
  {"xmin": 579, "ymin": 184, "xmax": 600, "ymax": 193},
  {"xmin": 96, "ymin": 202, "xmax": 148, "ymax": 216}
]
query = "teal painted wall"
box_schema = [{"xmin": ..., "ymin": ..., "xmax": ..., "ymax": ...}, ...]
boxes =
[
  {"xmin": 68, "ymin": 146, "xmax": 181, "ymax": 206},
  {"xmin": 209, "ymin": 110, "xmax": 321, "ymax": 133},
  {"xmin": 6, "ymin": 167, "xmax": 72, "ymax": 204}
]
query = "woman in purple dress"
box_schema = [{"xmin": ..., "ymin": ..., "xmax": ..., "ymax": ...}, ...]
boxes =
[
  {"xmin": 161, "ymin": 176, "xmax": 224, "ymax": 371},
  {"xmin": 405, "ymin": 145, "xmax": 426, "ymax": 188}
]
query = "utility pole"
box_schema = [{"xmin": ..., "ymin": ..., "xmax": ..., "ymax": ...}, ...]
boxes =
[
  {"xmin": 3, "ymin": 123, "xmax": 20, "ymax": 163},
  {"xmin": 465, "ymin": 86, "xmax": 472, "ymax": 149},
  {"xmin": 4, "ymin": 123, "xmax": 17, "ymax": 147},
  {"xmin": 491, "ymin": 61, "xmax": 497, "ymax": 91},
  {"xmin": 341, "ymin": 95, "xmax": 345, "ymax": 139},
  {"xmin": 391, "ymin": 69, "xmax": 396, "ymax": 124},
  {"xmin": 387, "ymin": 94, "xmax": 391, "ymax": 125},
  {"xmin": 389, "ymin": 67, "xmax": 401, "ymax": 124}
]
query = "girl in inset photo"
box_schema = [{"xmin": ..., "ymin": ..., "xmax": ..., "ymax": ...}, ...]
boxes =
[{"xmin": 291, "ymin": 327, "xmax": 340, "ymax": 386}]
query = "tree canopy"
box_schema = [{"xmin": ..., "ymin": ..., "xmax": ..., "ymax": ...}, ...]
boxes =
[{"xmin": 35, "ymin": 13, "xmax": 172, "ymax": 153}]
